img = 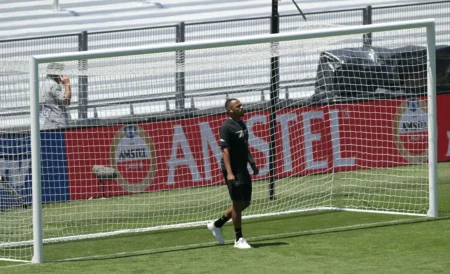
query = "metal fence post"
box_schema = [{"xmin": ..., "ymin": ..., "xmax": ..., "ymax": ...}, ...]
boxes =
[
  {"xmin": 78, "ymin": 31, "xmax": 88, "ymax": 119},
  {"xmin": 176, "ymin": 22, "xmax": 186, "ymax": 111},
  {"xmin": 363, "ymin": 5, "xmax": 373, "ymax": 46},
  {"xmin": 269, "ymin": 0, "xmax": 280, "ymax": 201}
]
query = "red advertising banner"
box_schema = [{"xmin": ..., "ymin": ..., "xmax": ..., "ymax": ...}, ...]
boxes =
[
  {"xmin": 437, "ymin": 94, "xmax": 450, "ymax": 162},
  {"xmin": 65, "ymin": 95, "xmax": 450, "ymax": 200}
]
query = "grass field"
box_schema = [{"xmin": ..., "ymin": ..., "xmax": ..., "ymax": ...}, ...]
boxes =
[{"xmin": 1, "ymin": 162, "xmax": 449, "ymax": 273}]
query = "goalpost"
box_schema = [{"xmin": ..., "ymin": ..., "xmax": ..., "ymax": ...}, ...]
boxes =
[{"xmin": 0, "ymin": 19, "xmax": 437, "ymax": 263}]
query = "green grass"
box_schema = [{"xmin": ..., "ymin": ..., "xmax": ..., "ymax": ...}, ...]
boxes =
[{"xmin": 1, "ymin": 162, "xmax": 449, "ymax": 273}]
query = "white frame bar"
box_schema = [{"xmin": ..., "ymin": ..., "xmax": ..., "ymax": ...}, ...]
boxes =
[
  {"xmin": 426, "ymin": 23, "xmax": 438, "ymax": 218},
  {"xmin": 30, "ymin": 57, "xmax": 43, "ymax": 264},
  {"xmin": 29, "ymin": 19, "xmax": 438, "ymax": 263}
]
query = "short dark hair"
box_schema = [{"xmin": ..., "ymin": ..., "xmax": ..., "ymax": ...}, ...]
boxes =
[{"xmin": 224, "ymin": 98, "xmax": 238, "ymax": 111}]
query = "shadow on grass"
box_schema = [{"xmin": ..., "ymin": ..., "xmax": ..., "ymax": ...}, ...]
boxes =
[
  {"xmin": 47, "ymin": 215, "xmax": 450, "ymax": 264},
  {"xmin": 250, "ymin": 242, "xmax": 288, "ymax": 248}
]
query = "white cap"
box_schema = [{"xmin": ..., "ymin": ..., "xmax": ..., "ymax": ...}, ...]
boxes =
[{"xmin": 47, "ymin": 63, "xmax": 65, "ymax": 74}]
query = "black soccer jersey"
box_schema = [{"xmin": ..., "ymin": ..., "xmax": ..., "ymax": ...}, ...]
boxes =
[{"xmin": 219, "ymin": 118, "xmax": 249, "ymax": 173}]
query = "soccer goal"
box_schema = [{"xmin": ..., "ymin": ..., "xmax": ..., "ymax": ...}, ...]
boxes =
[{"xmin": 0, "ymin": 19, "xmax": 437, "ymax": 263}]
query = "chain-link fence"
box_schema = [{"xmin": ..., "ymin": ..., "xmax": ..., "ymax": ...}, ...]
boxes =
[{"xmin": 0, "ymin": 1, "xmax": 449, "ymax": 129}]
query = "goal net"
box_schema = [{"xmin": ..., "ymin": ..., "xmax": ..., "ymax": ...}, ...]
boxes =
[{"xmin": 0, "ymin": 20, "xmax": 437, "ymax": 263}]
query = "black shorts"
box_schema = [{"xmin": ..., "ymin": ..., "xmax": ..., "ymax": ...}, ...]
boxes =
[{"xmin": 222, "ymin": 170, "xmax": 252, "ymax": 201}]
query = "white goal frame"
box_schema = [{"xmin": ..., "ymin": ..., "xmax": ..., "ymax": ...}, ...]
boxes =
[{"xmin": 28, "ymin": 19, "xmax": 438, "ymax": 263}]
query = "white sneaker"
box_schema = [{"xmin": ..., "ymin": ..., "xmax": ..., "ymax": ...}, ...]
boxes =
[
  {"xmin": 234, "ymin": 237, "xmax": 251, "ymax": 249},
  {"xmin": 207, "ymin": 222, "xmax": 224, "ymax": 245}
]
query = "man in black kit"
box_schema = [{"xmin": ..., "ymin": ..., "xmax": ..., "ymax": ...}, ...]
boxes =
[{"xmin": 207, "ymin": 98, "xmax": 259, "ymax": 249}]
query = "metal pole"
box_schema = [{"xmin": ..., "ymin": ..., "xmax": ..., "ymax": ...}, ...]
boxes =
[
  {"xmin": 269, "ymin": 0, "xmax": 280, "ymax": 200},
  {"xmin": 426, "ymin": 21, "xmax": 438, "ymax": 217},
  {"xmin": 30, "ymin": 57, "xmax": 43, "ymax": 263},
  {"xmin": 78, "ymin": 31, "xmax": 88, "ymax": 119},
  {"xmin": 176, "ymin": 22, "xmax": 186, "ymax": 111},
  {"xmin": 291, "ymin": 0, "xmax": 307, "ymax": 21},
  {"xmin": 363, "ymin": 5, "xmax": 373, "ymax": 46}
]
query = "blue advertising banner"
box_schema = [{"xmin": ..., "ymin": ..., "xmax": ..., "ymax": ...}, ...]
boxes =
[{"xmin": 0, "ymin": 131, "xmax": 70, "ymax": 211}]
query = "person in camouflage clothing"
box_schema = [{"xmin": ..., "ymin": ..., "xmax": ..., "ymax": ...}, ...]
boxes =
[{"xmin": 39, "ymin": 63, "xmax": 71, "ymax": 130}]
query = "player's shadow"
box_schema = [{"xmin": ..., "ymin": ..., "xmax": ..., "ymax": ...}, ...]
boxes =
[{"xmin": 249, "ymin": 242, "xmax": 288, "ymax": 248}]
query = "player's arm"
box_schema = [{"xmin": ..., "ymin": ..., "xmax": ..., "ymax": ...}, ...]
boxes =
[
  {"xmin": 60, "ymin": 75, "xmax": 71, "ymax": 105},
  {"xmin": 248, "ymin": 152, "xmax": 259, "ymax": 175},
  {"xmin": 220, "ymin": 125, "xmax": 235, "ymax": 182},
  {"xmin": 222, "ymin": 148, "xmax": 234, "ymax": 181}
]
